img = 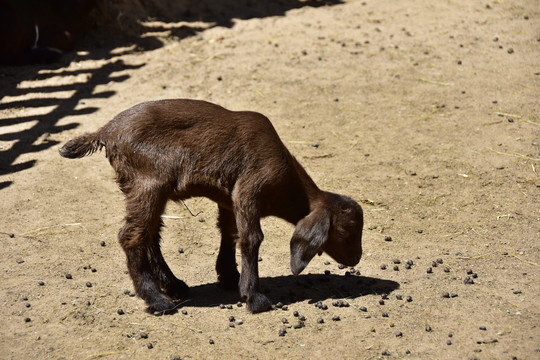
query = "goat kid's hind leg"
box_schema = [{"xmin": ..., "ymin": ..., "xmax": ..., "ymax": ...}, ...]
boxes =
[
  {"xmin": 234, "ymin": 201, "xmax": 272, "ymax": 313},
  {"xmin": 216, "ymin": 206, "xmax": 240, "ymax": 290},
  {"xmin": 119, "ymin": 188, "xmax": 177, "ymax": 315},
  {"xmin": 148, "ymin": 220, "xmax": 189, "ymax": 301}
]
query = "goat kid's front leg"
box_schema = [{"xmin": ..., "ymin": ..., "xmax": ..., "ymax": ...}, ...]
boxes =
[
  {"xmin": 235, "ymin": 211, "xmax": 272, "ymax": 313},
  {"xmin": 216, "ymin": 206, "xmax": 240, "ymax": 290}
]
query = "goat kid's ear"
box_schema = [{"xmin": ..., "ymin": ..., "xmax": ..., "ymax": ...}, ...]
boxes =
[{"xmin": 290, "ymin": 207, "xmax": 331, "ymax": 276}]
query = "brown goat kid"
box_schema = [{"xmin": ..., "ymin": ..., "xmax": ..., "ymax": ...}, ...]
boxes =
[{"xmin": 60, "ymin": 99, "xmax": 363, "ymax": 314}]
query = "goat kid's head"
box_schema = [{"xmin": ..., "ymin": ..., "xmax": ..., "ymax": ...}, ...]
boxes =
[{"xmin": 290, "ymin": 193, "xmax": 363, "ymax": 275}]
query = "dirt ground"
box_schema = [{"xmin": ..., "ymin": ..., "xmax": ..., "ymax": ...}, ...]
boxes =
[{"xmin": 1, "ymin": 0, "xmax": 539, "ymax": 359}]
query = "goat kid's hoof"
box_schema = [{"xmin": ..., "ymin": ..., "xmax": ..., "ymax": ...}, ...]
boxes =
[
  {"xmin": 246, "ymin": 293, "xmax": 272, "ymax": 313},
  {"xmin": 145, "ymin": 298, "xmax": 178, "ymax": 316}
]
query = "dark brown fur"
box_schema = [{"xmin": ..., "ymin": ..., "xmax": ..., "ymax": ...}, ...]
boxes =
[{"xmin": 60, "ymin": 99, "xmax": 363, "ymax": 314}]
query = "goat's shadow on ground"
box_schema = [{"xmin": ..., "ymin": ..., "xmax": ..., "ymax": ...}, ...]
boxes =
[{"xmin": 183, "ymin": 274, "xmax": 399, "ymax": 308}]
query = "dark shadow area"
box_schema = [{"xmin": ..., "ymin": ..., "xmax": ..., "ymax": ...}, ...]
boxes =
[
  {"xmin": 0, "ymin": 0, "xmax": 344, "ymax": 189},
  {"xmin": 0, "ymin": 60, "xmax": 144, "ymax": 188},
  {"xmin": 183, "ymin": 273, "xmax": 399, "ymax": 308}
]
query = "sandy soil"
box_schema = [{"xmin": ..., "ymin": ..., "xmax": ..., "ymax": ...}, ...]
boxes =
[{"xmin": 1, "ymin": 0, "xmax": 539, "ymax": 359}]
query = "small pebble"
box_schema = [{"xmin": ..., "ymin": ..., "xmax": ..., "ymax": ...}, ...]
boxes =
[
  {"xmin": 443, "ymin": 292, "xmax": 450, "ymax": 298},
  {"xmin": 508, "ymin": 118, "xmax": 514, "ymax": 123},
  {"xmin": 86, "ymin": 282, "xmax": 92, "ymax": 287},
  {"xmin": 100, "ymin": 241, "xmax": 106, "ymax": 246},
  {"xmin": 235, "ymin": 319, "xmax": 243, "ymax": 325},
  {"xmin": 147, "ymin": 343, "xmax": 153, "ymax": 349},
  {"xmin": 25, "ymin": 303, "xmax": 31, "ymax": 308},
  {"xmin": 219, "ymin": 304, "xmax": 225, "ymax": 309},
  {"xmin": 293, "ymin": 322, "xmax": 304, "ymax": 329},
  {"xmin": 464, "ymin": 276, "xmax": 474, "ymax": 284},
  {"xmin": 140, "ymin": 332, "xmax": 148, "ymax": 339},
  {"xmin": 117, "ymin": 309, "xmax": 125, "ymax": 315},
  {"xmin": 427, "ymin": 267, "xmax": 433, "ymax": 274},
  {"xmin": 451, "ymin": 293, "xmax": 458, "ymax": 298},
  {"xmin": 405, "ymin": 263, "xmax": 411, "ymax": 270},
  {"xmin": 332, "ymin": 315, "xmax": 341, "ymax": 321},
  {"xmin": 406, "ymin": 296, "xmax": 413, "ymax": 302},
  {"xmin": 38, "ymin": 281, "xmax": 45, "ymax": 286},
  {"xmin": 209, "ymin": 339, "xmax": 214, "ymax": 344},
  {"xmin": 317, "ymin": 317, "xmax": 324, "ymax": 324},
  {"xmin": 393, "ymin": 259, "xmax": 401, "ymax": 264},
  {"xmin": 447, "ymin": 340, "xmax": 452, "ymax": 345},
  {"xmin": 382, "ymin": 350, "xmax": 390, "ymax": 356},
  {"xmin": 229, "ymin": 315, "xmax": 235, "ymax": 322},
  {"xmin": 379, "ymin": 299, "xmax": 385, "ymax": 305},
  {"xmin": 229, "ymin": 322, "xmax": 235, "ymax": 328},
  {"xmin": 278, "ymin": 328, "xmax": 286, "ymax": 336},
  {"xmin": 124, "ymin": 289, "xmax": 131, "ymax": 295},
  {"xmin": 65, "ymin": 273, "xmax": 72, "ymax": 279},
  {"xmin": 299, "ymin": 315, "xmax": 306, "ymax": 321},
  {"xmin": 444, "ymin": 267, "xmax": 450, "ymax": 273},
  {"xmin": 359, "ymin": 306, "xmax": 367, "ymax": 312},
  {"xmin": 281, "ymin": 318, "xmax": 288, "ymax": 324},
  {"xmin": 396, "ymin": 294, "xmax": 403, "ymax": 300},
  {"xmin": 226, "ymin": 304, "xmax": 233, "ymax": 309},
  {"xmin": 384, "ymin": 236, "xmax": 392, "ymax": 241},
  {"xmin": 406, "ymin": 260, "xmax": 414, "ymax": 266},
  {"xmin": 432, "ymin": 261, "xmax": 438, "ymax": 267},
  {"xmin": 426, "ymin": 325, "xmax": 432, "ymax": 332},
  {"xmin": 479, "ymin": 326, "xmax": 487, "ymax": 331},
  {"xmin": 507, "ymin": 48, "xmax": 514, "ymax": 54},
  {"xmin": 293, "ymin": 311, "xmax": 299, "ymax": 317},
  {"xmin": 472, "ymin": 273, "xmax": 478, "ymax": 278},
  {"xmin": 178, "ymin": 248, "xmax": 184, "ymax": 254},
  {"xmin": 466, "ymin": 269, "xmax": 473, "ymax": 275},
  {"xmin": 436, "ymin": 258, "xmax": 443, "ymax": 264},
  {"xmin": 393, "ymin": 265, "xmax": 399, "ymax": 271},
  {"xmin": 380, "ymin": 264, "xmax": 387, "ymax": 270},
  {"xmin": 382, "ymin": 312, "xmax": 389, "ymax": 317},
  {"xmin": 24, "ymin": 317, "xmax": 31, "ymax": 323},
  {"xmin": 396, "ymin": 331, "xmax": 403, "ymax": 337},
  {"xmin": 324, "ymin": 269, "xmax": 331, "ymax": 275}
]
